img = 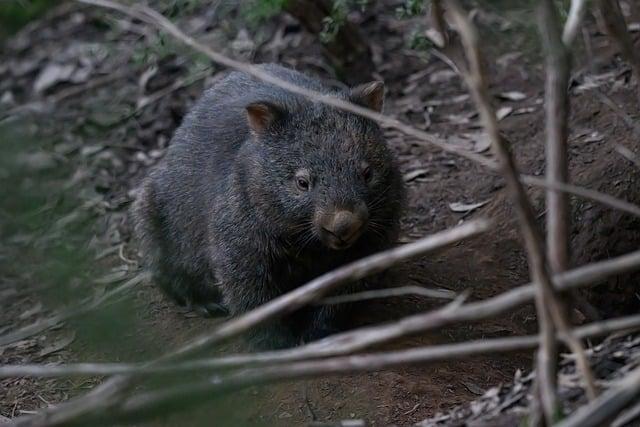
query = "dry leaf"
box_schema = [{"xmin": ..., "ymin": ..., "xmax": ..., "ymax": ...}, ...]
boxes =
[
  {"xmin": 584, "ymin": 131, "xmax": 604, "ymax": 143},
  {"xmin": 404, "ymin": 168, "xmax": 430, "ymax": 182},
  {"xmin": 497, "ymin": 91, "xmax": 527, "ymax": 101},
  {"xmin": 496, "ymin": 106, "xmax": 513, "ymax": 120},
  {"xmin": 38, "ymin": 331, "xmax": 76, "ymax": 357},
  {"xmin": 448, "ymin": 200, "xmax": 489, "ymax": 213},
  {"xmin": 461, "ymin": 381, "xmax": 486, "ymax": 395},
  {"xmin": 34, "ymin": 63, "xmax": 76, "ymax": 93},
  {"xmin": 461, "ymin": 132, "xmax": 492, "ymax": 153},
  {"xmin": 513, "ymin": 106, "xmax": 536, "ymax": 115},
  {"xmin": 429, "ymin": 69, "xmax": 458, "ymax": 84}
]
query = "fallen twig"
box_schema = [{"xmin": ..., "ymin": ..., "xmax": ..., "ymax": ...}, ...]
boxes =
[{"xmin": 318, "ymin": 285, "xmax": 457, "ymax": 305}]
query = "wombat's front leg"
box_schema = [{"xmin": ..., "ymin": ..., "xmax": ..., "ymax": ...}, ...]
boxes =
[
  {"xmin": 303, "ymin": 303, "xmax": 346, "ymax": 343},
  {"xmin": 220, "ymin": 273, "xmax": 299, "ymax": 350}
]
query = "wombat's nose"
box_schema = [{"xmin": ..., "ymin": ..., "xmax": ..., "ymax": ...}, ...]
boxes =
[{"xmin": 323, "ymin": 210, "xmax": 365, "ymax": 245}]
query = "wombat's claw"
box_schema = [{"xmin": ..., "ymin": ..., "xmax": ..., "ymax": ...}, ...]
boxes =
[{"xmin": 192, "ymin": 302, "xmax": 229, "ymax": 318}]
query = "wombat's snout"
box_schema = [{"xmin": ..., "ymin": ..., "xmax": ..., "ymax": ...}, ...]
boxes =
[{"xmin": 317, "ymin": 208, "xmax": 368, "ymax": 250}]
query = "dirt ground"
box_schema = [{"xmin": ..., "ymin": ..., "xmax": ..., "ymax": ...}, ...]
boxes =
[{"xmin": 2, "ymin": 1, "xmax": 640, "ymax": 426}]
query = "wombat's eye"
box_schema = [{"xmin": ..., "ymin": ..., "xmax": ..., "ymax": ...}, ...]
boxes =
[
  {"xmin": 362, "ymin": 166, "xmax": 372, "ymax": 183},
  {"xmin": 296, "ymin": 176, "xmax": 310, "ymax": 191}
]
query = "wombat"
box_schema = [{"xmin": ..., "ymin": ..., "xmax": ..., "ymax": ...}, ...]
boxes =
[{"xmin": 132, "ymin": 64, "xmax": 405, "ymax": 349}]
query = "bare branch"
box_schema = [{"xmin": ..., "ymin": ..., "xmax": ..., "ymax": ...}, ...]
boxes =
[
  {"xmin": 539, "ymin": 0, "xmax": 574, "ymax": 418},
  {"xmin": 539, "ymin": 0, "xmax": 572, "ymax": 275},
  {"xmin": 521, "ymin": 175, "xmax": 640, "ymax": 218},
  {"xmin": 563, "ymin": 0, "xmax": 589, "ymax": 46},
  {"xmin": 11, "ymin": 220, "xmax": 490, "ymax": 427},
  {"xmin": 447, "ymin": 2, "xmax": 597, "ymax": 420},
  {"xmin": 3, "ymin": 313, "xmax": 640, "ymax": 380},
  {"xmin": 318, "ymin": 285, "xmax": 457, "ymax": 305},
  {"xmin": 615, "ymin": 145, "xmax": 640, "ymax": 169}
]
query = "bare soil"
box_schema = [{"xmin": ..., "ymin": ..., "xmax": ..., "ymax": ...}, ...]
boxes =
[{"xmin": 1, "ymin": 2, "xmax": 640, "ymax": 426}]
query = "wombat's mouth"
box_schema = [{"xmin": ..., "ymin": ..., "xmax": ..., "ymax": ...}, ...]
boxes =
[{"xmin": 318, "ymin": 223, "xmax": 366, "ymax": 251}]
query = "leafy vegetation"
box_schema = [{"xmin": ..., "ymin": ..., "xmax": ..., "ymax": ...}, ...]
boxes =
[{"xmin": 0, "ymin": 0, "xmax": 53, "ymax": 39}]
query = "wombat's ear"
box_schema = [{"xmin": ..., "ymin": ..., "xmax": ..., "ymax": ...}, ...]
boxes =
[
  {"xmin": 350, "ymin": 81, "xmax": 385, "ymax": 112},
  {"xmin": 246, "ymin": 102, "xmax": 282, "ymax": 133}
]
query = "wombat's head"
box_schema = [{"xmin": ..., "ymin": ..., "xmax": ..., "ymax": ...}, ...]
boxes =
[{"xmin": 242, "ymin": 82, "xmax": 404, "ymax": 252}]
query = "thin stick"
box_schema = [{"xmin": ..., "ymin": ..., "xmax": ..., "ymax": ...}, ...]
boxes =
[
  {"xmin": 3, "ymin": 313, "xmax": 640, "ymax": 379},
  {"xmin": 11, "ymin": 246, "xmax": 640, "ymax": 383},
  {"xmin": 318, "ymin": 285, "xmax": 456, "ymax": 305},
  {"xmin": 521, "ymin": 175, "xmax": 640, "ymax": 218},
  {"xmin": 539, "ymin": 0, "xmax": 573, "ymax": 419},
  {"xmin": 447, "ymin": 2, "xmax": 597, "ymax": 419},
  {"xmin": 563, "ymin": 0, "xmax": 589, "ymax": 46},
  {"xmin": 539, "ymin": 0, "xmax": 572, "ymax": 276},
  {"xmin": 612, "ymin": 400, "xmax": 640, "ymax": 427}
]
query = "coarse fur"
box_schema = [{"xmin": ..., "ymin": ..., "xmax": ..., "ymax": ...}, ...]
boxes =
[{"xmin": 131, "ymin": 64, "xmax": 405, "ymax": 349}]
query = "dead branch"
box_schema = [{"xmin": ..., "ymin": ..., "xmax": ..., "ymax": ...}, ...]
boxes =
[
  {"xmin": 539, "ymin": 0, "xmax": 572, "ymax": 276},
  {"xmin": 3, "ymin": 313, "xmax": 640, "ymax": 380},
  {"xmin": 317, "ymin": 285, "xmax": 457, "ymax": 305},
  {"xmin": 6, "ymin": 248, "xmax": 640, "ymax": 382},
  {"xmin": 11, "ymin": 240, "xmax": 640, "ymax": 425},
  {"xmin": 446, "ymin": 3, "xmax": 597, "ymax": 422},
  {"xmin": 615, "ymin": 145, "xmax": 640, "ymax": 169},
  {"xmin": 538, "ymin": 0, "xmax": 573, "ymax": 419},
  {"xmin": 520, "ymin": 175, "xmax": 640, "ymax": 218}
]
